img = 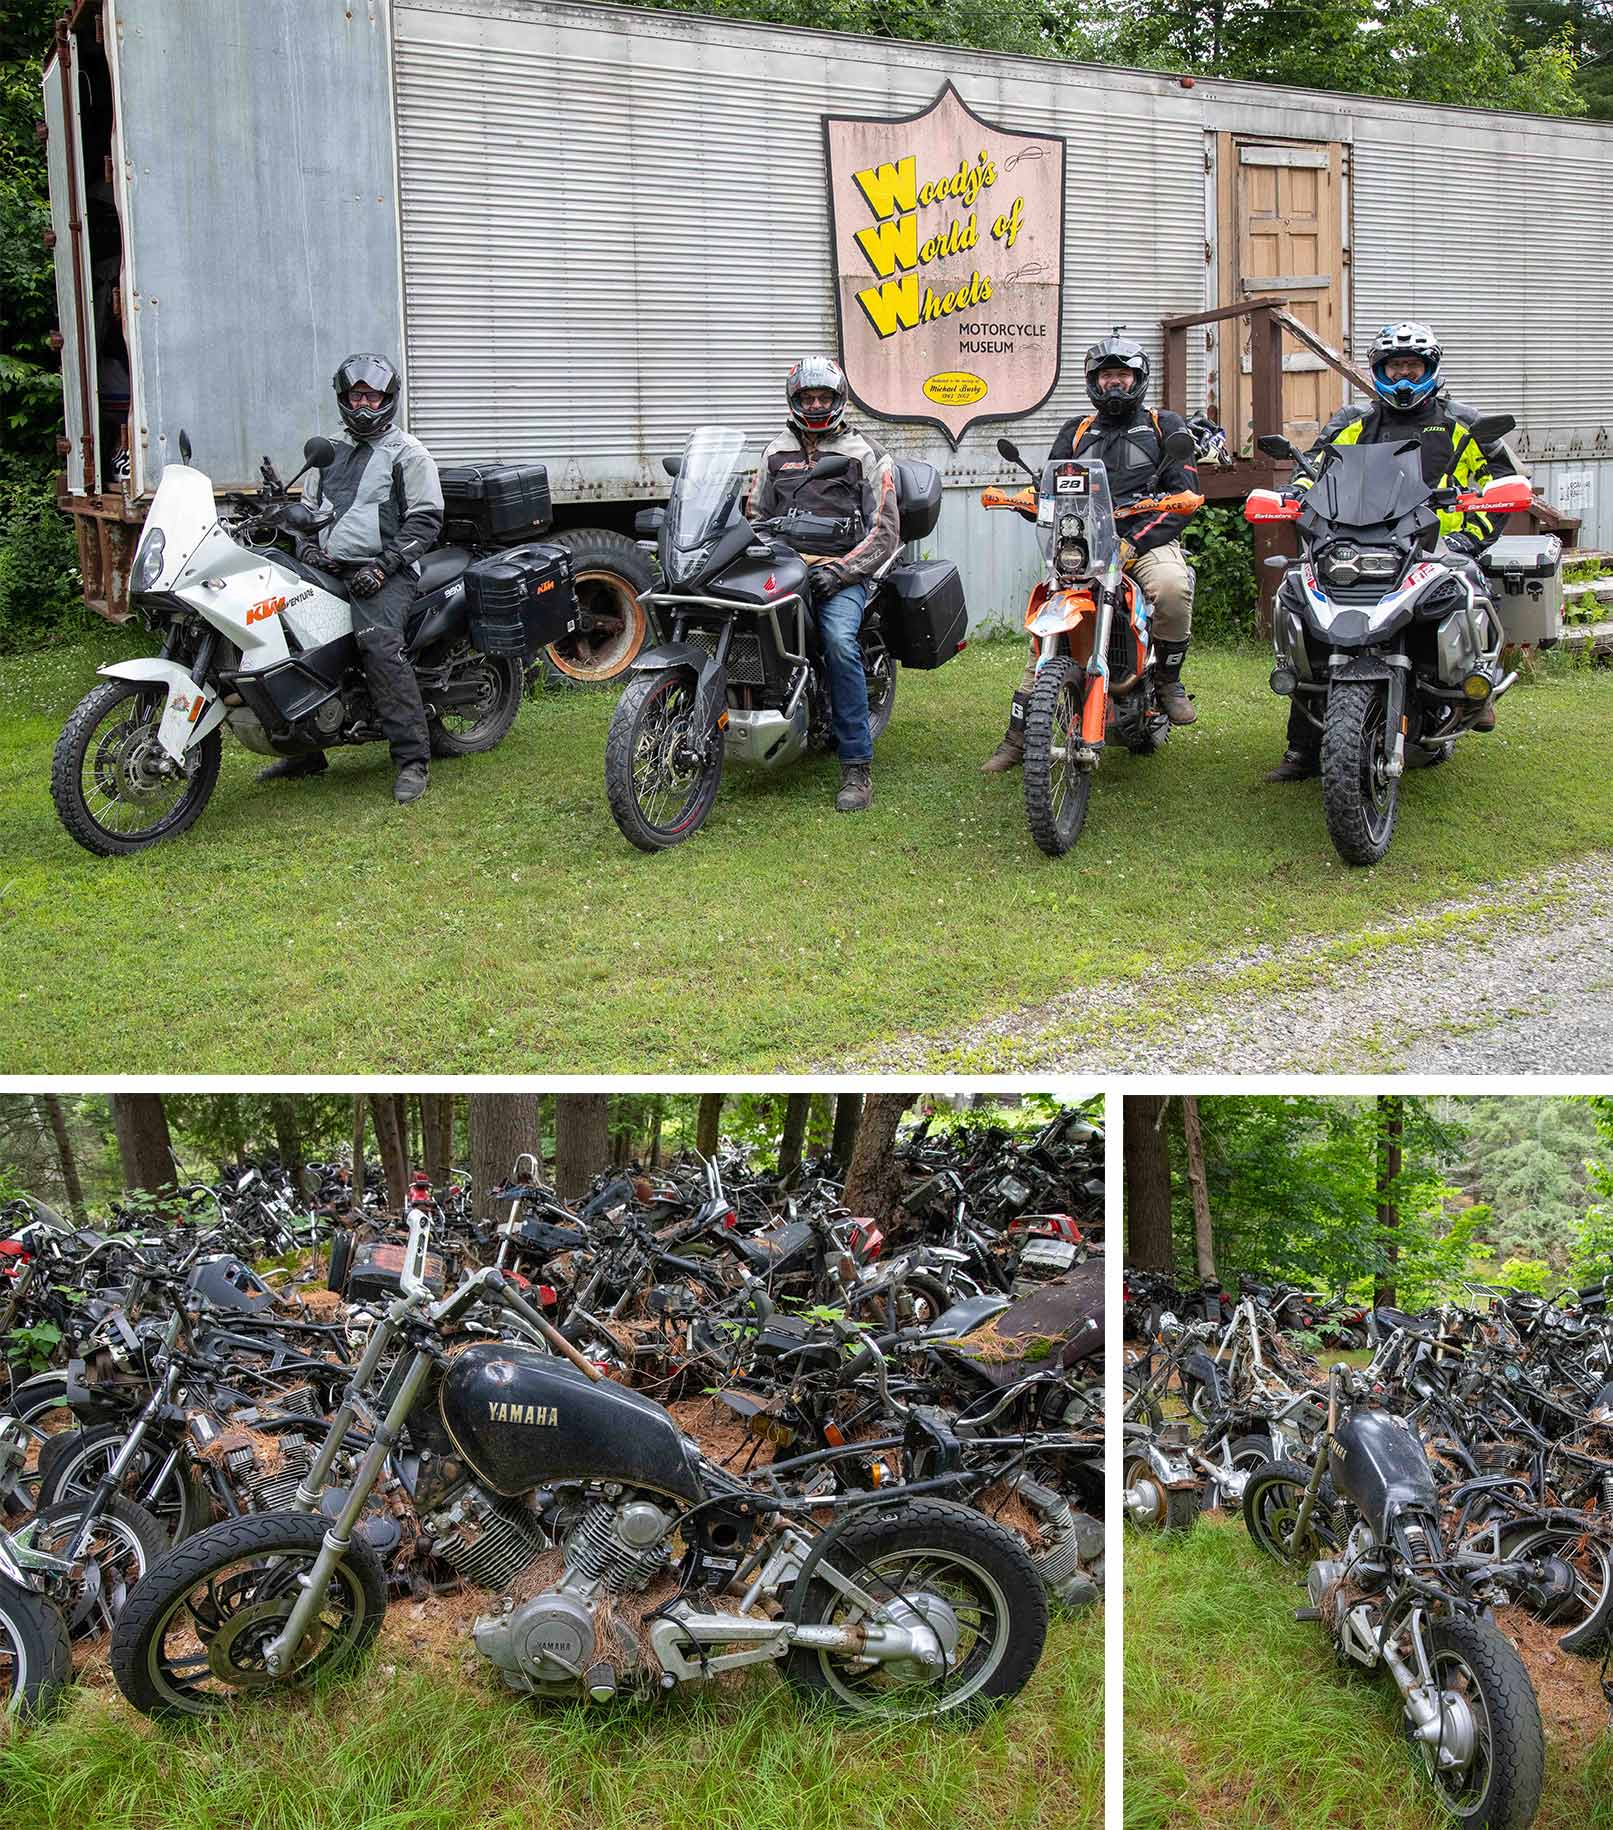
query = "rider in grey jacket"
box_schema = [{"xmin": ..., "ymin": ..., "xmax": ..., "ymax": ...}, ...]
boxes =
[{"xmin": 265, "ymin": 353, "xmax": 444, "ymax": 804}]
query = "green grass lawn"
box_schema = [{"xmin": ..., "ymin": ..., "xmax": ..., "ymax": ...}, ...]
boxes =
[
  {"xmin": 0, "ymin": 1606, "xmax": 1099, "ymax": 1830},
  {"xmin": 1125, "ymin": 1522, "xmax": 1613, "ymax": 1830},
  {"xmin": 2, "ymin": 633, "xmax": 1609, "ymax": 1072}
]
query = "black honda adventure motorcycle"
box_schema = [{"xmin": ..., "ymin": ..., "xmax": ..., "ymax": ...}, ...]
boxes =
[
  {"xmin": 1246, "ymin": 421, "xmax": 1531, "ymax": 865},
  {"xmin": 111, "ymin": 1204, "xmax": 1047, "ymax": 1719},
  {"xmin": 604, "ymin": 426, "xmax": 967, "ymax": 850},
  {"xmin": 1242, "ymin": 1364, "xmax": 1545, "ymax": 1829}
]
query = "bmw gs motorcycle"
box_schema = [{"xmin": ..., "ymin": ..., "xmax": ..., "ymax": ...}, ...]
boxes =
[
  {"xmin": 983, "ymin": 433, "xmax": 1203, "ymax": 856},
  {"xmin": 1246, "ymin": 422, "xmax": 1532, "ymax": 866},
  {"xmin": 604, "ymin": 426, "xmax": 966, "ymax": 850},
  {"xmin": 110, "ymin": 1203, "xmax": 1047, "ymax": 1719},
  {"xmin": 51, "ymin": 436, "xmax": 577, "ymax": 856},
  {"xmin": 1242, "ymin": 1364, "xmax": 1545, "ymax": 1829}
]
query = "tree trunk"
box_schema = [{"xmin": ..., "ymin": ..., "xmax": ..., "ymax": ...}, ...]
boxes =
[
  {"xmin": 832, "ymin": 1092, "xmax": 863, "ymax": 1171},
  {"xmin": 1375, "ymin": 1094, "xmax": 1405, "ymax": 1309},
  {"xmin": 1181, "ymin": 1096, "xmax": 1216, "ymax": 1282},
  {"xmin": 553, "ymin": 1095, "xmax": 611, "ymax": 1202},
  {"xmin": 269, "ymin": 1096, "xmax": 306, "ymax": 1201},
  {"xmin": 1125, "ymin": 1095, "xmax": 1174, "ymax": 1273},
  {"xmin": 39, "ymin": 1095, "xmax": 86, "ymax": 1223},
  {"xmin": 777, "ymin": 1093, "xmax": 812, "ymax": 1181},
  {"xmin": 469, "ymin": 1095, "xmax": 542, "ymax": 1223},
  {"xmin": 696, "ymin": 1093, "xmax": 724, "ymax": 1159},
  {"xmin": 111, "ymin": 1094, "xmax": 175, "ymax": 1197},
  {"xmin": 369, "ymin": 1095, "xmax": 410, "ymax": 1215},
  {"xmin": 843, "ymin": 1093, "xmax": 918, "ymax": 1223},
  {"xmin": 421, "ymin": 1095, "xmax": 454, "ymax": 1191},
  {"xmin": 351, "ymin": 1096, "xmax": 367, "ymax": 1209},
  {"xmin": 648, "ymin": 1105, "xmax": 664, "ymax": 1169}
]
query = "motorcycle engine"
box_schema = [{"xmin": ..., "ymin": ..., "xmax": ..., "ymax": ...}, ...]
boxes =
[
  {"xmin": 425, "ymin": 1482, "xmax": 551, "ymax": 1591},
  {"xmin": 473, "ymin": 1489, "xmax": 675, "ymax": 1697},
  {"xmin": 1019, "ymin": 1475, "xmax": 1103, "ymax": 1607}
]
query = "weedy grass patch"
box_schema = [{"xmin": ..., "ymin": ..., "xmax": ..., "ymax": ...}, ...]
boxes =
[
  {"xmin": 1125, "ymin": 1519, "xmax": 1613, "ymax": 1829},
  {"xmin": 0, "ymin": 1607, "xmax": 1100, "ymax": 1830},
  {"xmin": 1, "ymin": 636, "xmax": 1609, "ymax": 1072}
]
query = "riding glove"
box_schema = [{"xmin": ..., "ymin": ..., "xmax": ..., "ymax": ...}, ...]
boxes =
[{"xmin": 350, "ymin": 562, "xmax": 388, "ymax": 599}]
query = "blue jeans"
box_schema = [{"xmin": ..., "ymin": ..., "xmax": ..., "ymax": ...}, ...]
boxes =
[{"xmin": 816, "ymin": 579, "xmax": 872, "ymax": 763}]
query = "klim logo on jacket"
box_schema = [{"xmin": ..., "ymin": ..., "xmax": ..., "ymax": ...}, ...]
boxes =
[{"xmin": 488, "ymin": 1401, "xmax": 560, "ymax": 1426}]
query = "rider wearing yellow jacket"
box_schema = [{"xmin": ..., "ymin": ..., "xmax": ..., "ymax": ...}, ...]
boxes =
[{"xmin": 1266, "ymin": 321, "xmax": 1517, "ymax": 781}]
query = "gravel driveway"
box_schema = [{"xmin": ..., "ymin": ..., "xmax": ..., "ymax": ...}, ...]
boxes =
[{"xmin": 845, "ymin": 852, "xmax": 1613, "ymax": 1075}]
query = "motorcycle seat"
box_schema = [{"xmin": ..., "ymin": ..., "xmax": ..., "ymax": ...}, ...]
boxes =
[
  {"xmin": 416, "ymin": 546, "xmax": 471, "ymax": 594},
  {"xmin": 1375, "ymin": 1306, "xmax": 1435, "ymax": 1338}
]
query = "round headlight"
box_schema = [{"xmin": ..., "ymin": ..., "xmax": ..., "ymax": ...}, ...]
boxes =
[{"xmin": 132, "ymin": 526, "xmax": 166, "ymax": 593}]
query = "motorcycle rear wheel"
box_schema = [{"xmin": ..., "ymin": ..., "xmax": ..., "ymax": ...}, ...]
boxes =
[
  {"xmin": 1022, "ymin": 657, "xmax": 1092, "ymax": 857},
  {"xmin": 35, "ymin": 1420, "xmax": 210, "ymax": 1545},
  {"xmin": 604, "ymin": 668, "xmax": 723, "ymax": 851},
  {"xmin": 51, "ymin": 679, "xmax": 222, "ymax": 856},
  {"xmin": 1407, "ymin": 1615, "xmax": 1543, "ymax": 1830},
  {"xmin": 863, "ymin": 639, "xmax": 898, "ymax": 744},
  {"xmin": 1123, "ymin": 1454, "xmax": 1198, "ymax": 1532},
  {"xmin": 427, "ymin": 653, "xmax": 523, "ymax": 756},
  {"xmin": 1321, "ymin": 679, "xmax": 1399, "ymax": 866},
  {"xmin": 783, "ymin": 1498, "xmax": 1046, "ymax": 1716},
  {"xmin": 110, "ymin": 1510, "xmax": 386, "ymax": 1719},
  {"xmin": 0, "ymin": 1574, "xmax": 71, "ymax": 1723},
  {"xmin": 31, "ymin": 1494, "xmax": 168, "ymax": 1641},
  {"xmin": 1500, "ymin": 1521, "xmax": 1613, "ymax": 1653}
]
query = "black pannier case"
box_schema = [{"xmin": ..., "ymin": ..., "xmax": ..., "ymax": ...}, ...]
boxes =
[
  {"xmin": 883, "ymin": 559, "xmax": 967, "ymax": 668},
  {"xmin": 439, "ymin": 462, "xmax": 554, "ymax": 541},
  {"xmin": 465, "ymin": 543, "xmax": 579, "ymax": 656}
]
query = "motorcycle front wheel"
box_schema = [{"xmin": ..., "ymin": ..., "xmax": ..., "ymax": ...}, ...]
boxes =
[
  {"xmin": 1022, "ymin": 657, "xmax": 1092, "ymax": 857},
  {"xmin": 1406, "ymin": 1615, "xmax": 1544, "ymax": 1830},
  {"xmin": 1241, "ymin": 1457, "xmax": 1339, "ymax": 1562},
  {"xmin": 1320, "ymin": 679, "xmax": 1399, "ymax": 866},
  {"xmin": 51, "ymin": 679, "xmax": 222, "ymax": 856},
  {"xmin": 110, "ymin": 1510, "xmax": 386, "ymax": 1719},
  {"xmin": 36, "ymin": 1420, "xmax": 210, "ymax": 1545},
  {"xmin": 427, "ymin": 652, "xmax": 523, "ymax": 756},
  {"xmin": 604, "ymin": 668, "xmax": 723, "ymax": 851},
  {"xmin": 783, "ymin": 1498, "xmax": 1047, "ymax": 1716},
  {"xmin": 0, "ymin": 1574, "xmax": 70, "ymax": 1722}
]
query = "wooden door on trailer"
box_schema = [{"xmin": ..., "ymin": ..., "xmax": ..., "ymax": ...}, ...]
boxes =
[{"xmin": 1217, "ymin": 136, "xmax": 1348, "ymax": 452}]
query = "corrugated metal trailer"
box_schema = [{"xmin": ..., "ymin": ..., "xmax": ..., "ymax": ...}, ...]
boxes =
[{"xmin": 43, "ymin": 0, "xmax": 1613, "ymax": 626}]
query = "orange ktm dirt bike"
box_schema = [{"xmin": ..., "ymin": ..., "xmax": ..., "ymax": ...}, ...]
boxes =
[{"xmin": 982, "ymin": 434, "xmax": 1203, "ymax": 855}]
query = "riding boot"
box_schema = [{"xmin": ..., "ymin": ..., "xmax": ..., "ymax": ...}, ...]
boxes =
[
  {"xmin": 981, "ymin": 691, "xmax": 1031, "ymax": 771},
  {"xmin": 1152, "ymin": 641, "xmax": 1197, "ymax": 726},
  {"xmin": 257, "ymin": 751, "xmax": 329, "ymax": 784}
]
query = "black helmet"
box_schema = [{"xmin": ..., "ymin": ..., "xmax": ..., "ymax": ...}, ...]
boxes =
[
  {"xmin": 1084, "ymin": 336, "xmax": 1149, "ymax": 420},
  {"xmin": 786, "ymin": 355, "xmax": 848, "ymax": 437},
  {"xmin": 333, "ymin": 353, "xmax": 400, "ymax": 440}
]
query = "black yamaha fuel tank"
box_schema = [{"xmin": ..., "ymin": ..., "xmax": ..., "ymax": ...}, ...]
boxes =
[
  {"xmin": 439, "ymin": 1341, "xmax": 703, "ymax": 1502},
  {"xmin": 1332, "ymin": 1407, "xmax": 1437, "ymax": 1535}
]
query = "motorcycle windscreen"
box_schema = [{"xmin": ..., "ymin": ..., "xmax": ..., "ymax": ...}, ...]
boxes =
[
  {"xmin": 664, "ymin": 426, "xmax": 750, "ymax": 584},
  {"xmin": 1036, "ymin": 459, "xmax": 1119, "ymax": 576},
  {"xmin": 1309, "ymin": 440, "xmax": 1432, "ymax": 531}
]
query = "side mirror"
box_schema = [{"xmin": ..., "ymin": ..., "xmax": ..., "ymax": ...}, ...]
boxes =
[
  {"xmin": 1470, "ymin": 414, "xmax": 1516, "ymax": 445},
  {"xmin": 996, "ymin": 436, "xmax": 1023, "ymax": 465},
  {"xmin": 662, "ymin": 455, "xmax": 682, "ymax": 479},
  {"xmin": 178, "ymin": 429, "xmax": 193, "ymax": 465},
  {"xmin": 304, "ymin": 436, "xmax": 336, "ymax": 470},
  {"xmin": 634, "ymin": 507, "xmax": 666, "ymax": 536},
  {"xmin": 1161, "ymin": 428, "xmax": 1196, "ymax": 464},
  {"xmin": 1256, "ymin": 433, "xmax": 1296, "ymax": 461},
  {"xmin": 1244, "ymin": 488, "xmax": 1300, "ymax": 523}
]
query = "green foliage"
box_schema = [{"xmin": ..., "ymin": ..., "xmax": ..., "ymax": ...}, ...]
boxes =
[
  {"xmin": 1180, "ymin": 505, "xmax": 1258, "ymax": 646},
  {"xmin": 0, "ymin": 470, "xmax": 86, "ymax": 651},
  {"xmin": 4, "ymin": 1316, "xmax": 62, "ymax": 1372},
  {"xmin": 1497, "ymin": 1253, "xmax": 1552, "ymax": 1294}
]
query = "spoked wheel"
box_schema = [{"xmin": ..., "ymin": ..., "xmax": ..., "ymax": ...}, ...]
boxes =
[
  {"xmin": 51, "ymin": 678, "xmax": 222, "ymax": 856},
  {"xmin": 543, "ymin": 530, "xmax": 656, "ymax": 685},
  {"xmin": 110, "ymin": 1511, "xmax": 386, "ymax": 1719},
  {"xmin": 1407, "ymin": 1616, "xmax": 1544, "ymax": 1829},
  {"xmin": 784, "ymin": 1500, "xmax": 1046, "ymax": 1716},
  {"xmin": 6, "ymin": 1381, "xmax": 77, "ymax": 1513},
  {"xmin": 604, "ymin": 668, "xmax": 723, "ymax": 850},
  {"xmin": 427, "ymin": 652, "xmax": 523, "ymax": 756},
  {"xmin": 1022, "ymin": 657, "xmax": 1093, "ymax": 856},
  {"xmin": 0, "ymin": 1574, "xmax": 70, "ymax": 1722},
  {"xmin": 1321, "ymin": 680, "xmax": 1399, "ymax": 866},
  {"xmin": 1502, "ymin": 1522, "xmax": 1613, "ymax": 1652},
  {"xmin": 1123, "ymin": 1454, "xmax": 1197, "ymax": 1532},
  {"xmin": 35, "ymin": 1422, "xmax": 208, "ymax": 1545},
  {"xmin": 863, "ymin": 639, "xmax": 898, "ymax": 744},
  {"xmin": 1241, "ymin": 1458, "xmax": 1337, "ymax": 1562},
  {"xmin": 31, "ymin": 1495, "xmax": 168, "ymax": 1642}
]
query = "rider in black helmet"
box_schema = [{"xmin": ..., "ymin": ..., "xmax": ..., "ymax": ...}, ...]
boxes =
[
  {"xmin": 981, "ymin": 335, "xmax": 1201, "ymax": 772},
  {"xmin": 267, "ymin": 354, "xmax": 444, "ymax": 804}
]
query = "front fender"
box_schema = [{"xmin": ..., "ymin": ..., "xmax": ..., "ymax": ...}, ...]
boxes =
[
  {"xmin": 99, "ymin": 657, "xmax": 225, "ymax": 762},
  {"xmin": 1331, "ymin": 655, "xmax": 1394, "ymax": 684},
  {"xmin": 1027, "ymin": 588, "xmax": 1094, "ymax": 643},
  {"xmin": 629, "ymin": 640, "xmax": 727, "ymax": 734}
]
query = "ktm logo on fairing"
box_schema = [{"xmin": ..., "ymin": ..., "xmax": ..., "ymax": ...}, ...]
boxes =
[
  {"xmin": 487, "ymin": 1401, "xmax": 559, "ymax": 1426},
  {"xmin": 246, "ymin": 595, "xmax": 288, "ymax": 625}
]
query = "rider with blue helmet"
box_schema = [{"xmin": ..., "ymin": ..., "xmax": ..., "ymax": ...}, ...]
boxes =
[{"xmin": 1264, "ymin": 320, "xmax": 1517, "ymax": 781}]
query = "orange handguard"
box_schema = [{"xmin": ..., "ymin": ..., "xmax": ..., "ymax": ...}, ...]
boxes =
[
  {"xmin": 980, "ymin": 485, "xmax": 1039, "ymax": 518},
  {"xmin": 1116, "ymin": 492, "xmax": 1206, "ymax": 519}
]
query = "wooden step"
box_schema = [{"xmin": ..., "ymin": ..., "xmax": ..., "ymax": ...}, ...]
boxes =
[{"xmin": 1558, "ymin": 619, "xmax": 1613, "ymax": 657}]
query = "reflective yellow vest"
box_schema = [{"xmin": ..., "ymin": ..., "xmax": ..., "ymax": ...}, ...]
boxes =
[{"xmin": 1313, "ymin": 406, "xmax": 1500, "ymax": 544}]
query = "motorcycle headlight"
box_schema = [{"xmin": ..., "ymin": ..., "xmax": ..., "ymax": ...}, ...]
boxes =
[
  {"xmin": 132, "ymin": 526, "xmax": 166, "ymax": 593},
  {"xmin": 1320, "ymin": 543, "xmax": 1398, "ymax": 588}
]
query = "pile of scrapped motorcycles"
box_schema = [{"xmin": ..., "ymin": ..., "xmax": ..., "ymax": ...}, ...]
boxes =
[
  {"xmin": 1124, "ymin": 1272, "xmax": 1613, "ymax": 1829},
  {"xmin": 0, "ymin": 1117, "xmax": 1101, "ymax": 1727}
]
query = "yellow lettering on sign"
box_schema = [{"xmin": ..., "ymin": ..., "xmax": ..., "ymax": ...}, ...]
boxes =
[
  {"xmin": 853, "ymin": 212, "xmax": 918, "ymax": 279},
  {"xmin": 991, "ymin": 196, "xmax": 1026, "ymax": 250},
  {"xmin": 853, "ymin": 155, "xmax": 918, "ymax": 221},
  {"xmin": 856, "ymin": 273, "xmax": 922, "ymax": 339}
]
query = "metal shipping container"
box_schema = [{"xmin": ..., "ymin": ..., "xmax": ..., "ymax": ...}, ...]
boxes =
[{"xmin": 43, "ymin": 0, "xmax": 1613, "ymax": 624}]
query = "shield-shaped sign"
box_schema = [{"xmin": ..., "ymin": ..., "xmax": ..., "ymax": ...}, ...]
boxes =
[{"xmin": 823, "ymin": 82, "xmax": 1065, "ymax": 448}]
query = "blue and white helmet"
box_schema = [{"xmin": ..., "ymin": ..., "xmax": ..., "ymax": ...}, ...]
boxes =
[{"xmin": 1367, "ymin": 322, "xmax": 1442, "ymax": 412}]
